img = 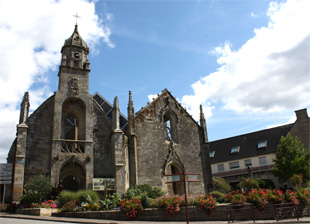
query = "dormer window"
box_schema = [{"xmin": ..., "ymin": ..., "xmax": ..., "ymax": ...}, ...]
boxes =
[
  {"xmin": 231, "ymin": 146, "xmax": 240, "ymax": 154},
  {"xmin": 258, "ymin": 140, "xmax": 267, "ymax": 149},
  {"xmin": 209, "ymin": 151, "xmax": 215, "ymax": 158}
]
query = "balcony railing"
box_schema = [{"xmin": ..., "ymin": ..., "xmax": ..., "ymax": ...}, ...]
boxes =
[{"xmin": 60, "ymin": 140, "xmax": 86, "ymax": 153}]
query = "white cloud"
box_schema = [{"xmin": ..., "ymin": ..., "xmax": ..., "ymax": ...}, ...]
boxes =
[
  {"xmin": 148, "ymin": 94, "xmax": 158, "ymax": 102},
  {"xmin": 0, "ymin": 0, "xmax": 114, "ymax": 163},
  {"xmin": 182, "ymin": 0, "xmax": 310, "ymax": 121},
  {"xmin": 251, "ymin": 13, "xmax": 258, "ymax": 18}
]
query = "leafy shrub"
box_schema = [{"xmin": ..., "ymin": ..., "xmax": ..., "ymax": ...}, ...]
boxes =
[
  {"xmin": 58, "ymin": 190, "xmax": 99, "ymax": 207},
  {"xmin": 290, "ymin": 174, "xmax": 303, "ymax": 190},
  {"xmin": 266, "ymin": 189, "xmax": 285, "ymax": 204},
  {"xmin": 140, "ymin": 193, "xmax": 150, "ymax": 208},
  {"xmin": 60, "ymin": 200, "xmax": 79, "ymax": 212},
  {"xmin": 246, "ymin": 189, "xmax": 268, "ymax": 210},
  {"xmin": 284, "ymin": 189, "xmax": 298, "ymax": 204},
  {"xmin": 98, "ymin": 193, "xmax": 121, "ymax": 210},
  {"xmin": 78, "ymin": 193, "xmax": 92, "ymax": 205},
  {"xmin": 196, "ymin": 195, "xmax": 217, "ymax": 215},
  {"xmin": 257, "ymin": 179, "xmax": 276, "ymax": 189},
  {"xmin": 225, "ymin": 190, "xmax": 247, "ymax": 204},
  {"xmin": 120, "ymin": 198, "xmax": 143, "ymax": 219},
  {"xmin": 210, "ymin": 191, "xmax": 226, "ymax": 203},
  {"xmin": 19, "ymin": 190, "xmax": 41, "ymax": 205},
  {"xmin": 80, "ymin": 202, "xmax": 100, "ymax": 211},
  {"xmin": 238, "ymin": 178, "xmax": 259, "ymax": 191},
  {"xmin": 124, "ymin": 188, "xmax": 142, "ymax": 200},
  {"xmin": 58, "ymin": 191, "xmax": 76, "ymax": 207},
  {"xmin": 156, "ymin": 195, "xmax": 182, "ymax": 216},
  {"xmin": 24, "ymin": 175, "xmax": 52, "ymax": 202},
  {"xmin": 213, "ymin": 177, "xmax": 231, "ymax": 193},
  {"xmin": 296, "ymin": 188, "xmax": 310, "ymax": 204},
  {"xmin": 124, "ymin": 184, "xmax": 164, "ymax": 200},
  {"xmin": 148, "ymin": 187, "xmax": 165, "ymax": 199}
]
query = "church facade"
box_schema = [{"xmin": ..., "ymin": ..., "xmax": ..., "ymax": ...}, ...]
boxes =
[{"xmin": 6, "ymin": 25, "xmax": 213, "ymax": 202}]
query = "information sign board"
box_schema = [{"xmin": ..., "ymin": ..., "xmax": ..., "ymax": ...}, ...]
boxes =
[
  {"xmin": 166, "ymin": 175, "xmax": 181, "ymax": 183},
  {"xmin": 0, "ymin": 163, "xmax": 13, "ymax": 184},
  {"xmin": 93, "ymin": 178, "xmax": 115, "ymax": 191},
  {"xmin": 0, "ymin": 163, "xmax": 13, "ymax": 172}
]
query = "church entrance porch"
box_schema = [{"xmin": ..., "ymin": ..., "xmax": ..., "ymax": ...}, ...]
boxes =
[{"xmin": 59, "ymin": 161, "xmax": 86, "ymax": 191}]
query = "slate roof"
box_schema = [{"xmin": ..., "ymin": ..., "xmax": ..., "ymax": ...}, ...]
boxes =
[
  {"xmin": 93, "ymin": 92, "xmax": 128, "ymax": 131},
  {"xmin": 208, "ymin": 123, "xmax": 294, "ymax": 164}
]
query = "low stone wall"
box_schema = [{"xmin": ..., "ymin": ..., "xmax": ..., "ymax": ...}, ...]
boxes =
[
  {"xmin": 54, "ymin": 204, "xmax": 310, "ymax": 221},
  {"xmin": 16, "ymin": 208, "xmax": 59, "ymax": 216}
]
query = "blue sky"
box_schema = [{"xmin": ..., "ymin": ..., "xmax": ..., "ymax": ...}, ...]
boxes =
[{"xmin": 0, "ymin": 0, "xmax": 309, "ymax": 163}]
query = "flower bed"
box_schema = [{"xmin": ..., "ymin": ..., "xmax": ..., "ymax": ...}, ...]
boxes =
[
  {"xmin": 13, "ymin": 188, "xmax": 310, "ymax": 220},
  {"xmin": 53, "ymin": 203, "xmax": 310, "ymax": 221}
]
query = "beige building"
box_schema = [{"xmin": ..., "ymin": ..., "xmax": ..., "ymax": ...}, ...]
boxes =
[{"xmin": 208, "ymin": 109, "xmax": 309, "ymax": 189}]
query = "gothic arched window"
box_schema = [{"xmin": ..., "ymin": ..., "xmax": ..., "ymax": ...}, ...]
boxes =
[
  {"xmin": 61, "ymin": 98, "xmax": 86, "ymax": 141},
  {"xmin": 163, "ymin": 110, "xmax": 178, "ymax": 143}
]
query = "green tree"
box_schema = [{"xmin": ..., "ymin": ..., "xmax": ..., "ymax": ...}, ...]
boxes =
[{"xmin": 271, "ymin": 133, "xmax": 310, "ymax": 184}]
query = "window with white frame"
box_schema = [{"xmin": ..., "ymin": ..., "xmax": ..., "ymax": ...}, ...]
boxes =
[
  {"xmin": 258, "ymin": 140, "xmax": 267, "ymax": 149},
  {"xmin": 229, "ymin": 161, "xmax": 240, "ymax": 170},
  {"xmin": 218, "ymin": 164, "xmax": 224, "ymax": 172},
  {"xmin": 244, "ymin": 159, "xmax": 252, "ymax": 167},
  {"xmin": 231, "ymin": 146, "xmax": 240, "ymax": 154},
  {"xmin": 259, "ymin": 156, "xmax": 267, "ymax": 165}
]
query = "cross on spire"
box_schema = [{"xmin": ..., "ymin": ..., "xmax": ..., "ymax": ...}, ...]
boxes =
[{"xmin": 73, "ymin": 13, "xmax": 81, "ymax": 25}]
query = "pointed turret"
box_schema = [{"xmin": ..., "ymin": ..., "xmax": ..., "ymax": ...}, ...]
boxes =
[
  {"xmin": 127, "ymin": 91, "xmax": 135, "ymax": 135},
  {"xmin": 199, "ymin": 105, "xmax": 208, "ymax": 143},
  {"xmin": 63, "ymin": 24, "xmax": 89, "ymax": 50},
  {"xmin": 59, "ymin": 24, "xmax": 90, "ymax": 71},
  {"xmin": 19, "ymin": 92, "xmax": 30, "ymax": 124},
  {"xmin": 112, "ymin": 96, "xmax": 120, "ymax": 131},
  {"xmin": 199, "ymin": 105, "xmax": 213, "ymax": 193},
  {"xmin": 14, "ymin": 92, "xmax": 29, "ymax": 201}
]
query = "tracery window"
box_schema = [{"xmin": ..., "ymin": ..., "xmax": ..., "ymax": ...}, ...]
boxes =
[{"xmin": 163, "ymin": 110, "xmax": 178, "ymax": 143}]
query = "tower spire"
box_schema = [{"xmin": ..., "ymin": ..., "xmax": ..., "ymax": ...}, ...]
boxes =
[
  {"xmin": 199, "ymin": 104, "xmax": 214, "ymax": 193},
  {"xmin": 128, "ymin": 91, "xmax": 135, "ymax": 135},
  {"xmin": 19, "ymin": 92, "xmax": 30, "ymax": 124},
  {"xmin": 112, "ymin": 96, "xmax": 120, "ymax": 130},
  {"xmin": 199, "ymin": 105, "xmax": 208, "ymax": 143}
]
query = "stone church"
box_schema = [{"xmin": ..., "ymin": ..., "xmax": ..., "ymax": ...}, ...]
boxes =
[{"xmin": 6, "ymin": 25, "xmax": 213, "ymax": 202}]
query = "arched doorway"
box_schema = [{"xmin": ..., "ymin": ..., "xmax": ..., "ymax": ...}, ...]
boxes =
[
  {"xmin": 166, "ymin": 163, "xmax": 184, "ymax": 195},
  {"xmin": 60, "ymin": 161, "xmax": 86, "ymax": 191}
]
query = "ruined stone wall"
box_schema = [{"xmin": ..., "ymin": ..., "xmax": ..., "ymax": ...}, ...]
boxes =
[
  {"xmin": 135, "ymin": 90, "xmax": 205, "ymax": 194},
  {"xmin": 92, "ymin": 102, "xmax": 114, "ymax": 178},
  {"xmin": 24, "ymin": 96, "xmax": 55, "ymax": 181}
]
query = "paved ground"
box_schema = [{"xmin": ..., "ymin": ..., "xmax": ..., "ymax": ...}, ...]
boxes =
[{"xmin": 1, "ymin": 213, "xmax": 309, "ymax": 224}]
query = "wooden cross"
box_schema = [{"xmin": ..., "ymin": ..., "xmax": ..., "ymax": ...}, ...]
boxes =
[{"xmin": 73, "ymin": 13, "xmax": 81, "ymax": 24}]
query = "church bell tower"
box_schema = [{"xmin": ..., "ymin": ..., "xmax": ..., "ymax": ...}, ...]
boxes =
[{"xmin": 50, "ymin": 24, "xmax": 94, "ymax": 191}]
